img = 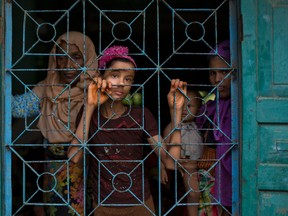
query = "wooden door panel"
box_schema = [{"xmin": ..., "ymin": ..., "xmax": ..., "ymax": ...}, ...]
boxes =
[
  {"xmin": 258, "ymin": 125, "xmax": 288, "ymax": 164},
  {"xmin": 259, "ymin": 191, "xmax": 288, "ymax": 216},
  {"xmin": 242, "ymin": 0, "xmax": 288, "ymax": 215},
  {"xmin": 256, "ymin": 0, "xmax": 288, "ymax": 214},
  {"xmin": 258, "ymin": 164, "xmax": 288, "ymax": 191},
  {"xmin": 258, "ymin": 0, "xmax": 288, "ymax": 97},
  {"xmin": 257, "ymin": 98, "xmax": 288, "ymax": 123},
  {"xmin": 258, "ymin": 125, "xmax": 288, "ymax": 191}
]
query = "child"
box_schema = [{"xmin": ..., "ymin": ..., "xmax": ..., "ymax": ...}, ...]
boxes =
[
  {"xmin": 68, "ymin": 45, "xmax": 187, "ymax": 216},
  {"xmin": 196, "ymin": 40, "xmax": 232, "ymax": 216},
  {"xmin": 162, "ymin": 90, "xmax": 203, "ymax": 216}
]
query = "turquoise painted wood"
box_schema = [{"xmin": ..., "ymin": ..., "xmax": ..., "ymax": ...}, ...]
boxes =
[
  {"xmin": 242, "ymin": 0, "xmax": 288, "ymax": 215},
  {"xmin": 0, "ymin": 0, "xmax": 3, "ymax": 214}
]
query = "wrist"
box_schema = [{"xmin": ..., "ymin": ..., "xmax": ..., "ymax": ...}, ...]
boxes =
[{"xmin": 86, "ymin": 104, "xmax": 97, "ymax": 113}]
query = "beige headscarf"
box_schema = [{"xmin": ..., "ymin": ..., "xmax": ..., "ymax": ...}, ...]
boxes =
[{"xmin": 33, "ymin": 31, "xmax": 98, "ymax": 143}]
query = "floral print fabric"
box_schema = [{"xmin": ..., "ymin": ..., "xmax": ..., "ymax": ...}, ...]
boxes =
[
  {"xmin": 43, "ymin": 154, "xmax": 87, "ymax": 216},
  {"xmin": 12, "ymin": 92, "xmax": 40, "ymax": 118}
]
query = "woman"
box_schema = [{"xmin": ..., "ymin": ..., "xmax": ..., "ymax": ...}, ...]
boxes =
[
  {"xmin": 197, "ymin": 40, "xmax": 232, "ymax": 216},
  {"xmin": 12, "ymin": 31, "xmax": 98, "ymax": 215}
]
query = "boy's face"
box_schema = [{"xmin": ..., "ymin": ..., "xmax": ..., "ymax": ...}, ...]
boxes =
[
  {"xmin": 182, "ymin": 92, "xmax": 201, "ymax": 122},
  {"xmin": 209, "ymin": 56, "xmax": 231, "ymax": 99},
  {"xmin": 56, "ymin": 41, "xmax": 84, "ymax": 86},
  {"xmin": 103, "ymin": 61, "xmax": 135, "ymax": 101}
]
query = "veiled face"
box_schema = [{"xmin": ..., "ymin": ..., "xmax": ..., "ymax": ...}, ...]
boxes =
[{"xmin": 56, "ymin": 41, "xmax": 84, "ymax": 86}]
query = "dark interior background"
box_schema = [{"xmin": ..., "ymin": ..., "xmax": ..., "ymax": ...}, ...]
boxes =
[
  {"xmin": 10, "ymin": 1, "xmax": 230, "ymax": 214},
  {"xmin": 11, "ymin": 0, "xmax": 229, "ymax": 132}
]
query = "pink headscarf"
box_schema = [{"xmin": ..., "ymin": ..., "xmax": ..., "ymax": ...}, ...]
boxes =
[{"xmin": 98, "ymin": 46, "xmax": 137, "ymax": 69}]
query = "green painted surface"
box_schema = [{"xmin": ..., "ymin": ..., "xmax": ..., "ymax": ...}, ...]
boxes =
[
  {"xmin": 242, "ymin": 0, "xmax": 288, "ymax": 215},
  {"xmin": 258, "ymin": 164, "xmax": 288, "ymax": 191},
  {"xmin": 258, "ymin": 125, "xmax": 288, "ymax": 164},
  {"xmin": 241, "ymin": 0, "xmax": 258, "ymax": 215},
  {"xmin": 273, "ymin": 7, "xmax": 288, "ymax": 85},
  {"xmin": 258, "ymin": 0, "xmax": 288, "ymax": 97},
  {"xmin": 0, "ymin": 0, "xmax": 3, "ymax": 213},
  {"xmin": 259, "ymin": 192, "xmax": 288, "ymax": 216},
  {"xmin": 257, "ymin": 97, "xmax": 288, "ymax": 123}
]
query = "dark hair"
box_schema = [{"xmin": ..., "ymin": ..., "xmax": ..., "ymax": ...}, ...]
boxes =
[
  {"xmin": 187, "ymin": 90, "xmax": 202, "ymax": 108},
  {"xmin": 105, "ymin": 57, "xmax": 136, "ymax": 69}
]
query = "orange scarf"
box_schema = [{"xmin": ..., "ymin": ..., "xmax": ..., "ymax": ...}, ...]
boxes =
[{"xmin": 33, "ymin": 31, "xmax": 98, "ymax": 143}]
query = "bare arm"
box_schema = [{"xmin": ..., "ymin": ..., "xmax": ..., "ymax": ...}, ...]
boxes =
[
  {"xmin": 162, "ymin": 123, "xmax": 172, "ymax": 144},
  {"xmin": 147, "ymin": 79, "xmax": 186, "ymax": 170},
  {"xmin": 67, "ymin": 77, "xmax": 112, "ymax": 163},
  {"xmin": 160, "ymin": 123, "xmax": 172, "ymax": 184},
  {"xmin": 165, "ymin": 79, "xmax": 186, "ymax": 168},
  {"xmin": 147, "ymin": 134, "xmax": 178, "ymax": 170}
]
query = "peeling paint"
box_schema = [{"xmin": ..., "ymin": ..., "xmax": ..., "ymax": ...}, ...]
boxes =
[
  {"xmin": 263, "ymin": 14, "xmax": 271, "ymax": 22},
  {"xmin": 276, "ymin": 208, "xmax": 288, "ymax": 216},
  {"xmin": 262, "ymin": 193, "xmax": 272, "ymax": 207}
]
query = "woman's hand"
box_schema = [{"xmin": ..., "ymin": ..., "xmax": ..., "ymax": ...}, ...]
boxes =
[
  {"xmin": 167, "ymin": 79, "xmax": 187, "ymax": 111},
  {"xmin": 87, "ymin": 77, "xmax": 112, "ymax": 107}
]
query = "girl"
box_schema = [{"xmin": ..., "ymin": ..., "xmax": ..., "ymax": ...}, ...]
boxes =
[{"xmin": 68, "ymin": 45, "xmax": 186, "ymax": 216}]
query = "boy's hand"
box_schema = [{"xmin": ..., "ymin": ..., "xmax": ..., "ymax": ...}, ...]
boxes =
[
  {"xmin": 167, "ymin": 79, "xmax": 187, "ymax": 110},
  {"xmin": 88, "ymin": 77, "xmax": 112, "ymax": 107}
]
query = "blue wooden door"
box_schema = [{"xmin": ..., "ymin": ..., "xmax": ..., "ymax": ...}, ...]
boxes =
[{"xmin": 242, "ymin": 0, "xmax": 288, "ymax": 215}]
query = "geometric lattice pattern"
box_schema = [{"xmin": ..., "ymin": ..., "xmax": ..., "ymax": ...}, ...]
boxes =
[{"xmin": 5, "ymin": 0, "xmax": 238, "ymax": 215}]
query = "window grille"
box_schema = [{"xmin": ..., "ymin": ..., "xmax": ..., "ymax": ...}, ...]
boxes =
[{"xmin": 4, "ymin": 0, "xmax": 239, "ymax": 215}]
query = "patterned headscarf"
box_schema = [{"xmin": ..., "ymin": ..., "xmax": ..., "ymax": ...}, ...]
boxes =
[{"xmin": 33, "ymin": 31, "xmax": 98, "ymax": 143}]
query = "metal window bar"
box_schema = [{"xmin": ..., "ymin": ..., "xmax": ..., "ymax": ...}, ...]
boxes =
[{"xmin": 4, "ymin": 0, "xmax": 239, "ymax": 215}]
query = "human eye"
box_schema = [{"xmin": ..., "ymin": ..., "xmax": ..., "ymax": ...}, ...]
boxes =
[
  {"xmin": 221, "ymin": 70, "xmax": 229, "ymax": 75},
  {"xmin": 125, "ymin": 77, "xmax": 134, "ymax": 83},
  {"xmin": 111, "ymin": 73, "xmax": 119, "ymax": 79},
  {"xmin": 72, "ymin": 53, "xmax": 83, "ymax": 60},
  {"xmin": 72, "ymin": 55, "xmax": 81, "ymax": 60},
  {"xmin": 209, "ymin": 70, "xmax": 216, "ymax": 76},
  {"xmin": 71, "ymin": 53, "xmax": 83, "ymax": 63}
]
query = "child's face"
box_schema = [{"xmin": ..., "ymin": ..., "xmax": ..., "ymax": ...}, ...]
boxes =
[
  {"xmin": 182, "ymin": 92, "xmax": 201, "ymax": 122},
  {"xmin": 209, "ymin": 56, "xmax": 231, "ymax": 99},
  {"xmin": 56, "ymin": 41, "xmax": 84, "ymax": 86},
  {"xmin": 103, "ymin": 61, "xmax": 135, "ymax": 101}
]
